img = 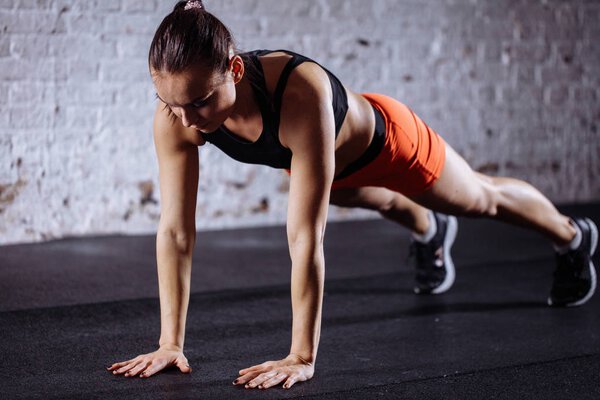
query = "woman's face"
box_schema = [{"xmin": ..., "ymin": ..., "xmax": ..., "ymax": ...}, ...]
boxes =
[{"xmin": 152, "ymin": 60, "xmax": 238, "ymax": 133}]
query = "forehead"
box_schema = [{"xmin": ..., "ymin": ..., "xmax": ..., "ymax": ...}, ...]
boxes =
[{"xmin": 152, "ymin": 64, "xmax": 224, "ymax": 105}]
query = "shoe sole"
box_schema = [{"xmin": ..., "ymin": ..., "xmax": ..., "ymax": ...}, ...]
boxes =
[
  {"xmin": 430, "ymin": 215, "xmax": 458, "ymax": 294},
  {"xmin": 547, "ymin": 217, "xmax": 598, "ymax": 307}
]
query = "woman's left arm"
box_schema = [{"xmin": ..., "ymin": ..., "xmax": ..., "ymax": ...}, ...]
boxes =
[
  {"xmin": 286, "ymin": 86, "xmax": 336, "ymax": 364},
  {"xmin": 234, "ymin": 67, "xmax": 336, "ymax": 390}
]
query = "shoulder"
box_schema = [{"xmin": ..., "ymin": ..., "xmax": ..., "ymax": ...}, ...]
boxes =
[
  {"xmin": 286, "ymin": 62, "xmax": 332, "ymax": 103},
  {"xmin": 257, "ymin": 50, "xmax": 333, "ymax": 102},
  {"xmin": 278, "ymin": 65, "xmax": 336, "ymax": 150},
  {"xmin": 281, "ymin": 58, "xmax": 334, "ymax": 121}
]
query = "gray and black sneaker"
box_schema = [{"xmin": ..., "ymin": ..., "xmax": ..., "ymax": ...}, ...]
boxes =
[
  {"xmin": 548, "ymin": 217, "xmax": 598, "ymax": 307},
  {"xmin": 410, "ymin": 212, "xmax": 458, "ymax": 294}
]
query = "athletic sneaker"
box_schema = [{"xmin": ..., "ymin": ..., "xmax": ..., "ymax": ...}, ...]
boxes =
[
  {"xmin": 410, "ymin": 212, "xmax": 458, "ymax": 294},
  {"xmin": 548, "ymin": 217, "xmax": 598, "ymax": 307}
]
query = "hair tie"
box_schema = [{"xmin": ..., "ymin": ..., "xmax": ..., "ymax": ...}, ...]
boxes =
[{"xmin": 184, "ymin": 0, "xmax": 203, "ymax": 11}]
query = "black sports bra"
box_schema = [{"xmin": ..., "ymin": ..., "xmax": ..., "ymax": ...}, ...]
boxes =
[{"xmin": 200, "ymin": 49, "xmax": 349, "ymax": 169}]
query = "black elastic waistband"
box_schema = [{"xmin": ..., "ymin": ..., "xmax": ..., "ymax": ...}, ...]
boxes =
[{"xmin": 334, "ymin": 104, "xmax": 386, "ymax": 181}]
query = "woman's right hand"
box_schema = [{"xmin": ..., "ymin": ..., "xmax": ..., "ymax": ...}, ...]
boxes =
[{"xmin": 107, "ymin": 346, "xmax": 192, "ymax": 378}]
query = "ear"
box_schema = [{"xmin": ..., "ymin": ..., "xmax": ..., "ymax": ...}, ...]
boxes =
[{"xmin": 229, "ymin": 55, "xmax": 244, "ymax": 84}]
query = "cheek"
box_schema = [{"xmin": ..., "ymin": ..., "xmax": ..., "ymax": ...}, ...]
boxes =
[{"xmin": 213, "ymin": 88, "xmax": 236, "ymax": 116}]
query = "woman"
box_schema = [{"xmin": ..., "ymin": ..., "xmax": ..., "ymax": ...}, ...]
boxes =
[{"xmin": 107, "ymin": 0, "xmax": 598, "ymax": 390}]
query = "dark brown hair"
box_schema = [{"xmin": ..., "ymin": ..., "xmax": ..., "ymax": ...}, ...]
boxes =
[{"xmin": 148, "ymin": 0, "xmax": 236, "ymax": 74}]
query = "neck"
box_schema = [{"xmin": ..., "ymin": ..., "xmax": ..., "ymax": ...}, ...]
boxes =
[{"xmin": 229, "ymin": 75, "xmax": 256, "ymax": 122}]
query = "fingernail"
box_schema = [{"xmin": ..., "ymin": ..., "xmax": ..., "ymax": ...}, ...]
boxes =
[{"xmin": 233, "ymin": 379, "xmax": 238, "ymax": 384}]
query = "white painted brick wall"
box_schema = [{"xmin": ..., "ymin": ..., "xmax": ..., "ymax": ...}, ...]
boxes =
[{"xmin": 0, "ymin": 0, "xmax": 598, "ymax": 245}]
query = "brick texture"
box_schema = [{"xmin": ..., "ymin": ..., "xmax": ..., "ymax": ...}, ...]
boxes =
[{"xmin": 0, "ymin": 0, "xmax": 598, "ymax": 244}]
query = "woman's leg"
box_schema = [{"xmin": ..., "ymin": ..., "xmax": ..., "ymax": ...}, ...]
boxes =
[
  {"xmin": 329, "ymin": 187, "xmax": 430, "ymax": 234},
  {"xmin": 330, "ymin": 187, "xmax": 458, "ymax": 294},
  {"xmin": 330, "ymin": 143, "xmax": 597, "ymax": 305},
  {"xmin": 340, "ymin": 92, "xmax": 595, "ymax": 304},
  {"xmin": 409, "ymin": 144, "xmax": 576, "ymax": 245},
  {"xmin": 408, "ymin": 143, "xmax": 597, "ymax": 306}
]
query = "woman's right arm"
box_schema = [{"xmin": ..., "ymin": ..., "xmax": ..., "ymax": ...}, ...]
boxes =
[
  {"xmin": 154, "ymin": 102, "xmax": 199, "ymax": 355},
  {"xmin": 108, "ymin": 102, "xmax": 201, "ymax": 379}
]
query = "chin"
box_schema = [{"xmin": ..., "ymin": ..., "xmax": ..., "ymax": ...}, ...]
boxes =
[
  {"xmin": 204, "ymin": 117, "xmax": 229, "ymax": 133},
  {"xmin": 197, "ymin": 125, "xmax": 218, "ymax": 134}
]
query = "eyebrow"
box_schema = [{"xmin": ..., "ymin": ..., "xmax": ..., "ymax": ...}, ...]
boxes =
[{"xmin": 154, "ymin": 92, "xmax": 212, "ymax": 107}]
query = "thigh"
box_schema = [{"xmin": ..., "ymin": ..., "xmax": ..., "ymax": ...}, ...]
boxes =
[{"xmin": 409, "ymin": 144, "xmax": 496, "ymax": 216}]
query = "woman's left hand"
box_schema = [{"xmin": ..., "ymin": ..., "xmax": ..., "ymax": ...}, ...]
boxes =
[{"xmin": 233, "ymin": 354, "xmax": 314, "ymax": 390}]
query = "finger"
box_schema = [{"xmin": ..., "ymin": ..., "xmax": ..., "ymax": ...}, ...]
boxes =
[
  {"xmin": 233, "ymin": 372, "xmax": 254, "ymax": 385},
  {"xmin": 107, "ymin": 363, "xmax": 123, "ymax": 371},
  {"xmin": 114, "ymin": 361, "xmax": 141, "ymax": 375},
  {"xmin": 107, "ymin": 358, "xmax": 138, "ymax": 371},
  {"xmin": 124, "ymin": 361, "xmax": 149, "ymax": 377},
  {"xmin": 235, "ymin": 370, "xmax": 263, "ymax": 385},
  {"xmin": 259, "ymin": 373, "xmax": 288, "ymax": 389},
  {"xmin": 239, "ymin": 365, "xmax": 262, "ymax": 375},
  {"xmin": 140, "ymin": 359, "xmax": 165, "ymax": 378},
  {"xmin": 176, "ymin": 358, "xmax": 192, "ymax": 374},
  {"xmin": 124, "ymin": 360, "xmax": 144, "ymax": 376},
  {"xmin": 239, "ymin": 372, "xmax": 264, "ymax": 387},
  {"xmin": 239, "ymin": 361, "xmax": 273, "ymax": 375},
  {"xmin": 283, "ymin": 375, "xmax": 298, "ymax": 389},
  {"xmin": 246, "ymin": 371, "xmax": 277, "ymax": 389}
]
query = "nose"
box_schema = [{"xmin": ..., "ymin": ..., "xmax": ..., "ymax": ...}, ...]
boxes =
[{"xmin": 181, "ymin": 108, "xmax": 198, "ymax": 128}]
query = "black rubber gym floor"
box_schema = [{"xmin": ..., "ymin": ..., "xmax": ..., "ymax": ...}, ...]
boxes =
[{"xmin": 1, "ymin": 203, "xmax": 599, "ymax": 399}]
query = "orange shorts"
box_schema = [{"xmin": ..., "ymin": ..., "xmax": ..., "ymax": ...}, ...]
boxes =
[{"xmin": 330, "ymin": 93, "xmax": 446, "ymax": 196}]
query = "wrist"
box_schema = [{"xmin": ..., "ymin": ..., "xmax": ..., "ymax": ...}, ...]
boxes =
[
  {"xmin": 287, "ymin": 352, "xmax": 315, "ymax": 365},
  {"xmin": 159, "ymin": 341, "xmax": 183, "ymax": 352}
]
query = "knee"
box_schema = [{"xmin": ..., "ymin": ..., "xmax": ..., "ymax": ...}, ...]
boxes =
[
  {"xmin": 462, "ymin": 186, "xmax": 500, "ymax": 218},
  {"xmin": 376, "ymin": 195, "xmax": 398, "ymax": 216}
]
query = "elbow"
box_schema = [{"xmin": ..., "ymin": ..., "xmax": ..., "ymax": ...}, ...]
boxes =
[
  {"xmin": 287, "ymin": 228, "xmax": 325, "ymax": 259},
  {"xmin": 157, "ymin": 226, "xmax": 196, "ymax": 254},
  {"xmin": 288, "ymin": 231, "xmax": 324, "ymax": 248}
]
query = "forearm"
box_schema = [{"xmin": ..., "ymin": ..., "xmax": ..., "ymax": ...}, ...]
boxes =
[
  {"xmin": 156, "ymin": 229, "xmax": 195, "ymax": 350},
  {"xmin": 288, "ymin": 240, "xmax": 325, "ymax": 364}
]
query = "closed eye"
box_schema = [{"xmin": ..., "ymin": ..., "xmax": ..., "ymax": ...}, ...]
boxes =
[
  {"xmin": 191, "ymin": 97, "xmax": 210, "ymax": 108},
  {"xmin": 154, "ymin": 93, "xmax": 177, "ymax": 121},
  {"xmin": 153, "ymin": 92, "xmax": 211, "ymax": 109}
]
